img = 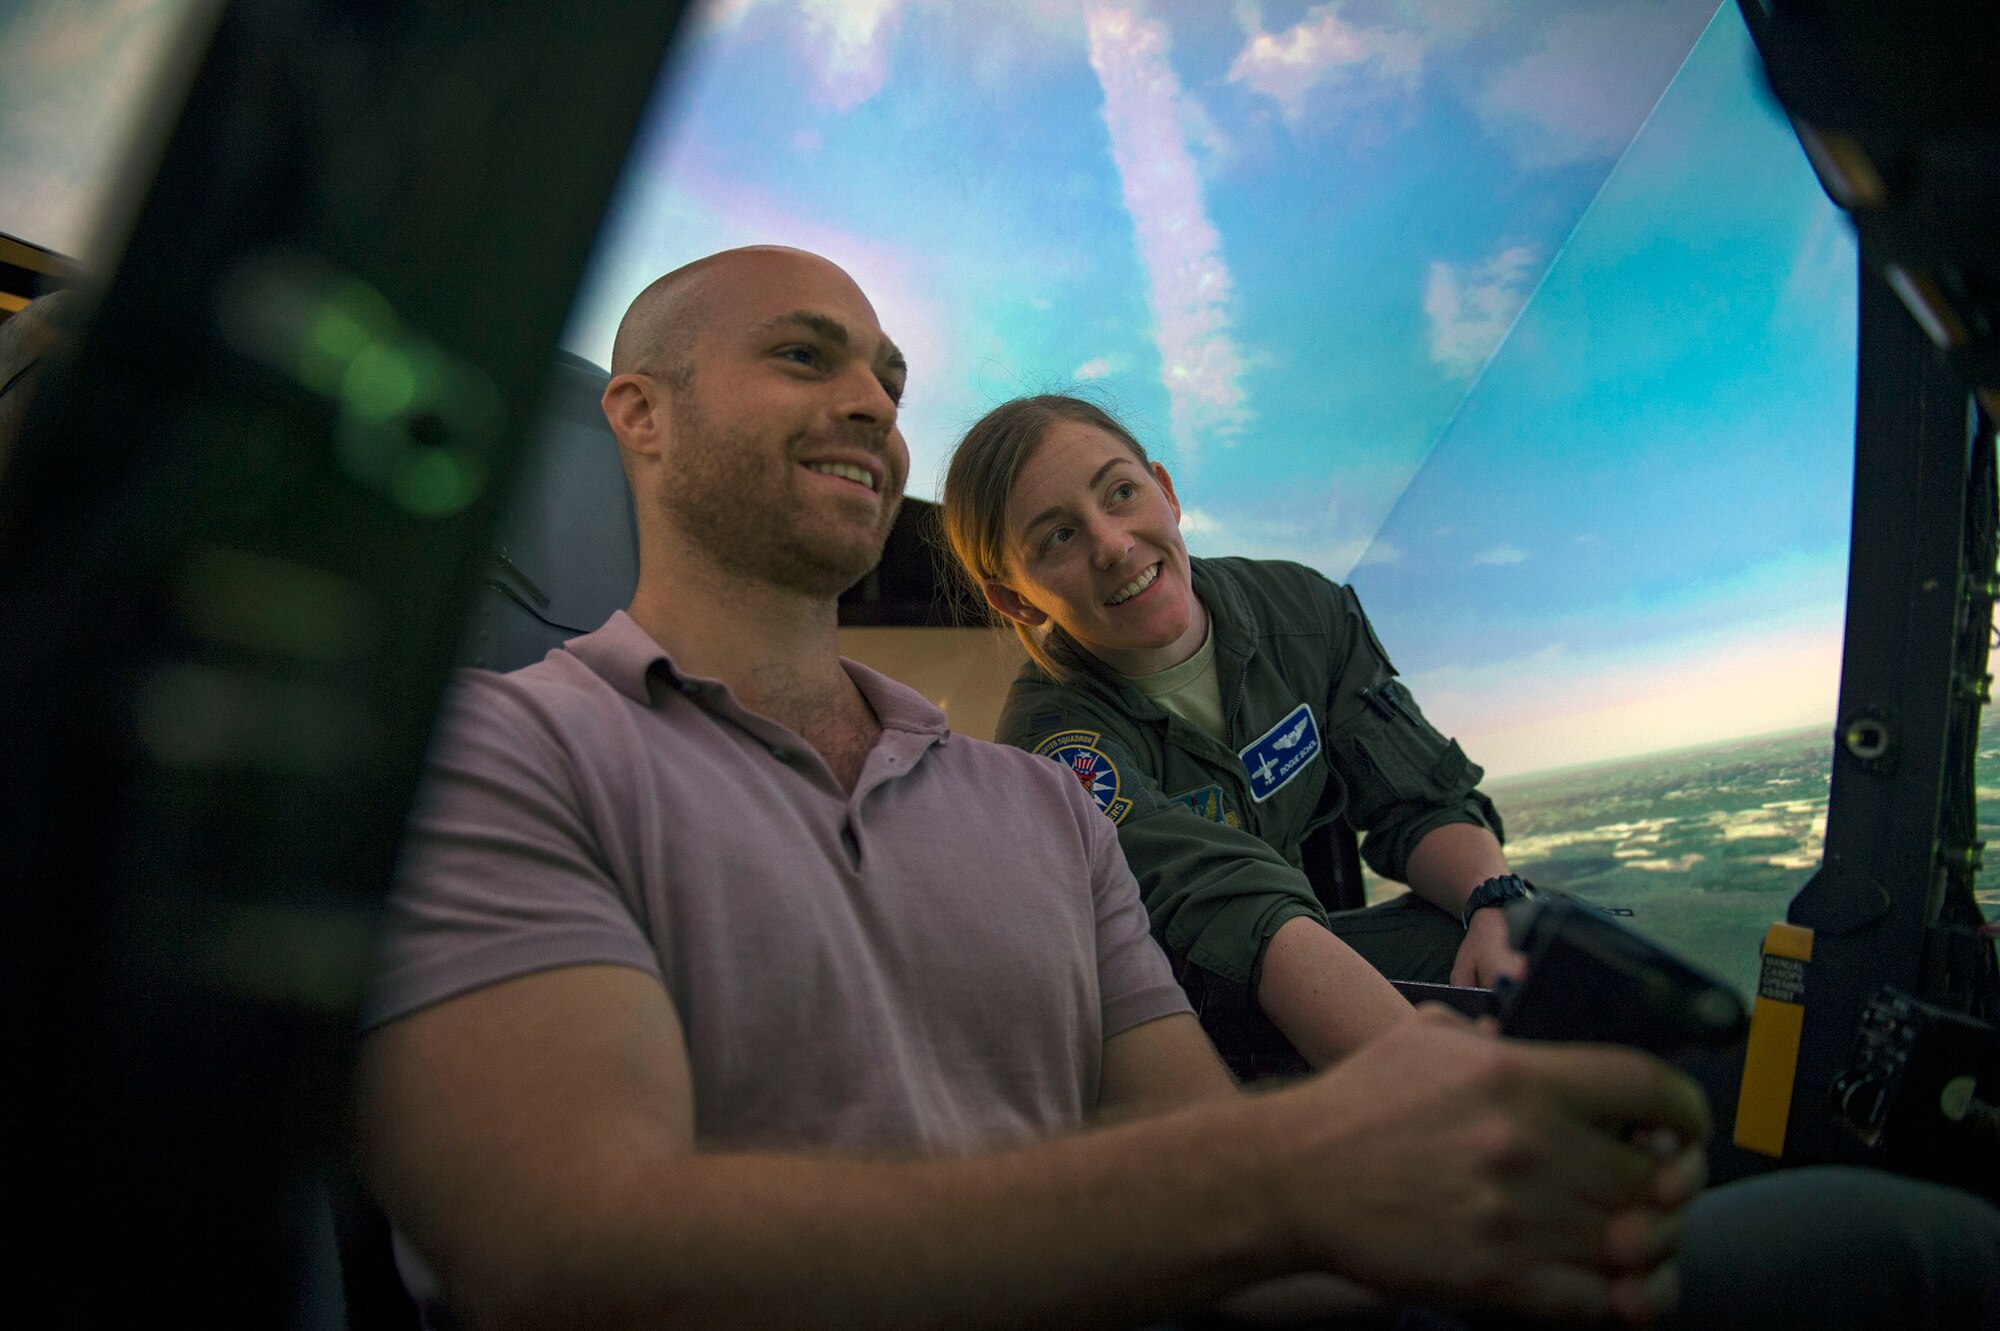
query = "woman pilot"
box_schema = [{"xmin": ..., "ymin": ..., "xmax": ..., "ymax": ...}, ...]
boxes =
[{"xmin": 940, "ymin": 393, "xmax": 1534, "ymax": 1078}]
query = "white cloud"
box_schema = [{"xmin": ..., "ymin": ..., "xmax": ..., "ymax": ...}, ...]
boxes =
[
  {"xmin": 798, "ymin": 0, "xmax": 908, "ymax": 110},
  {"xmin": 695, "ymin": 0, "xmax": 1086, "ymax": 111},
  {"xmin": 1073, "ymin": 356, "xmax": 1112, "ymax": 380},
  {"xmin": 693, "ymin": 0, "xmax": 763, "ymax": 30},
  {"xmin": 1470, "ymin": 543, "xmax": 1529, "ymax": 567},
  {"xmin": 1226, "ymin": 0, "xmax": 1505, "ymax": 125},
  {"xmin": 1475, "ymin": 1, "xmax": 1714, "ymax": 170},
  {"xmin": 1173, "ymin": 502, "xmax": 1376, "ymax": 581},
  {"xmin": 1085, "ymin": 6, "xmax": 1250, "ymax": 466},
  {"xmin": 693, "ymin": 0, "xmax": 910, "ymax": 110},
  {"xmin": 1225, "ymin": 1, "xmax": 1708, "ymax": 174},
  {"xmin": 1423, "ymin": 242, "xmax": 1538, "ymax": 379},
  {"xmin": 1226, "ymin": 2, "xmax": 1426, "ymax": 123},
  {"xmin": 1178, "ymin": 506, "xmax": 1223, "ymax": 536}
]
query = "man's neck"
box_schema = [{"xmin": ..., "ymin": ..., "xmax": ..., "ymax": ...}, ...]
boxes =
[{"xmin": 625, "ymin": 541, "xmax": 868, "ymax": 747}]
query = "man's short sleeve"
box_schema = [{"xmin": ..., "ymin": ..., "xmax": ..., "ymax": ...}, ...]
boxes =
[
  {"xmin": 1075, "ymin": 783, "xmax": 1192, "ymax": 1038},
  {"xmin": 361, "ymin": 670, "xmax": 661, "ymax": 1030}
]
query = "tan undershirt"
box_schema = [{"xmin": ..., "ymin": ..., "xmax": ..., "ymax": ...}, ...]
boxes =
[{"xmin": 1124, "ymin": 621, "xmax": 1226, "ymax": 744}]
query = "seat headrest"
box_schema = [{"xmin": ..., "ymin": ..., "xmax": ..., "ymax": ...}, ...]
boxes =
[{"xmin": 459, "ymin": 351, "xmax": 637, "ymax": 671}]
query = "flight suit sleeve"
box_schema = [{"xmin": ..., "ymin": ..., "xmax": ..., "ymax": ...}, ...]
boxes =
[
  {"xmin": 998, "ymin": 686, "xmax": 1325, "ymax": 1018},
  {"xmin": 1319, "ymin": 583, "xmax": 1505, "ymax": 881}
]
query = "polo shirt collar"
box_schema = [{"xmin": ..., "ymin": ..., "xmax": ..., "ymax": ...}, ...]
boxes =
[
  {"xmin": 562, "ymin": 611, "xmax": 949, "ymax": 740},
  {"xmin": 842, "ymin": 656, "xmax": 950, "ymax": 738},
  {"xmin": 562, "ymin": 610, "xmax": 676, "ymax": 704}
]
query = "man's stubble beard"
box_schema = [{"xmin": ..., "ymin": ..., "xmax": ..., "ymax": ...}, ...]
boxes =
[{"xmin": 659, "ymin": 389, "xmax": 903, "ymax": 601}]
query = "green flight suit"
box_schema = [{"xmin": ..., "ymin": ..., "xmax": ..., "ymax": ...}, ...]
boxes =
[{"xmin": 996, "ymin": 556, "xmax": 1502, "ymax": 1078}]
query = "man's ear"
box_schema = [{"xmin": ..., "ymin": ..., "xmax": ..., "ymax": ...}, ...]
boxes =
[
  {"xmin": 602, "ymin": 373, "xmax": 664, "ymax": 457},
  {"xmin": 1151, "ymin": 460, "xmax": 1183, "ymax": 523},
  {"xmin": 982, "ymin": 579, "xmax": 1049, "ymax": 629}
]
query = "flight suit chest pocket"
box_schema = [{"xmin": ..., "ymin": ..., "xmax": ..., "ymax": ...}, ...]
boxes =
[
  {"xmin": 1239, "ymin": 702, "xmax": 1322, "ymax": 804},
  {"xmin": 1232, "ymin": 704, "xmax": 1333, "ymax": 852}
]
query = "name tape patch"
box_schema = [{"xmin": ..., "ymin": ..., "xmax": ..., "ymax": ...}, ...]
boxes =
[
  {"xmin": 1239, "ymin": 703, "xmax": 1321, "ymax": 803},
  {"xmin": 1032, "ymin": 728, "xmax": 1134, "ymax": 824}
]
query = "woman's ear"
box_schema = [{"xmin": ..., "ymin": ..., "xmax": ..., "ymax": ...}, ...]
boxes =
[
  {"xmin": 983, "ymin": 579, "xmax": 1049, "ymax": 629},
  {"xmin": 1151, "ymin": 461, "xmax": 1183, "ymax": 523}
]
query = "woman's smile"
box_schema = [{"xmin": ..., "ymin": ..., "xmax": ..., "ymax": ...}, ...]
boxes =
[
  {"xmin": 1106, "ymin": 562, "xmax": 1161, "ymax": 606},
  {"xmin": 992, "ymin": 418, "xmax": 1208, "ymax": 676}
]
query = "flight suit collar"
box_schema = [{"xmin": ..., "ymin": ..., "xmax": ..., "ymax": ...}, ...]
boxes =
[
  {"xmin": 1191, "ymin": 557, "xmax": 1259, "ymax": 753},
  {"xmin": 1044, "ymin": 558, "xmax": 1256, "ymax": 759}
]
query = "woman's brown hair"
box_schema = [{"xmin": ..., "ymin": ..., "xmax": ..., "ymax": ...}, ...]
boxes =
[{"xmin": 939, "ymin": 394, "xmax": 1151, "ymax": 678}]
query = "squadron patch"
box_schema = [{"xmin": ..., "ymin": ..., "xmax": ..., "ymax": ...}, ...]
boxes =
[
  {"xmin": 1171, "ymin": 784, "xmax": 1229, "ymax": 824},
  {"xmin": 1032, "ymin": 729, "xmax": 1134, "ymax": 824},
  {"xmin": 1239, "ymin": 702, "xmax": 1322, "ymax": 803}
]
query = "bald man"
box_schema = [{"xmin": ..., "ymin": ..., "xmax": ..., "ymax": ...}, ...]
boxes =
[{"xmin": 353, "ymin": 248, "xmax": 2000, "ymax": 1331}]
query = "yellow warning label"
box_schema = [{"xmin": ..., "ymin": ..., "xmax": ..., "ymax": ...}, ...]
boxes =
[{"xmin": 1734, "ymin": 922, "xmax": 1814, "ymax": 1158}]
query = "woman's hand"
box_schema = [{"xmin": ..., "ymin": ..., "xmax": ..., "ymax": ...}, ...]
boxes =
[{"xmin": 1451, "ymin": 905, "xmax": 1528, "ymax": 988}]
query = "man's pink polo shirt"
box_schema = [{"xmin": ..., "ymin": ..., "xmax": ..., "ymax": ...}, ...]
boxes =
[{"xmin": 365, "ymin": 612, "xmax": 1190, "ymax": 1154}]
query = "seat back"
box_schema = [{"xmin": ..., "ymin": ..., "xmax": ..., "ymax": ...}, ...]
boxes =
[
  {"xmin": 459, "ymin": 350, "xmax": 637, "ymax": 672},
  {"xmin": 1298, "ymin": 815, "xmax": 1367, "ymax": 913},
  {"xmin": 337, "ymin": 353, "xmax": 633, "ymax": 1331}
]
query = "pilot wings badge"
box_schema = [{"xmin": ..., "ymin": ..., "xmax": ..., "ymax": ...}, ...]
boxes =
[{"xmin": 1239, "ymin": 703, "xmax": 1322, "ymax": 803}]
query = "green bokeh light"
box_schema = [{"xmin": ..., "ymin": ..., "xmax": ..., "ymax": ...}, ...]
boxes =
[
  {"xmin": 342, "ymin": 343, "xmax": 419, "ymax": 423},
  {"xmin": 390, "ymin": 449, "xmax": 483, "ymax": 517},
  {"xmin": 298, "ymin": 282, "xmax": 396, "ymax": 392}
]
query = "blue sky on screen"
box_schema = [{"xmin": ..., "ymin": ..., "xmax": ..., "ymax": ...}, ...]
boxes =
[
  {"xmin": 571, "ymin": 0, "xmax": 1730, "ymax": 551},
  {"xmin": 566, "ymin": 0, "xmax": 1856, "ymax": 776},
  {"xmin": 2, "ymin": 0, "xmax": 1858, "ymax": 776},
  {"xmin": 1350, "ymin": 10, "xmax": 1856, "ymax": 774}
]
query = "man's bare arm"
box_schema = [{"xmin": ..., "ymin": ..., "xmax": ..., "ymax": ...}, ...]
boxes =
[
  {"xmin": 1094, "ymin": 1012, "xmax": 1237, "ymax": 1121},
  {"xmin": 357, "ymin": 966, "xmax": 1288, "ymax": 1331},
  {"xmin": 359, "ymin": 967, "xmax": 1710, "ymax": 1330}
]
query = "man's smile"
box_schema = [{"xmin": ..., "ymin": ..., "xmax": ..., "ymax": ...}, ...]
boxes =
[{"xmin": 802, "ymin": 458, "xmax": 882, "ymax": 493}]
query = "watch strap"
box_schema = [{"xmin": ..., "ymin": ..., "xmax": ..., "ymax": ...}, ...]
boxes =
[{"xmin": 1461, "ymin": 874, "xmax": 1534, "ymax": 929}]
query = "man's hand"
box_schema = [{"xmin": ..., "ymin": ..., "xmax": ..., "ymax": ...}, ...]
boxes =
[
  {"xmin": 1451, "ymin": 905, "xmax": 1528, "ymax": 988},
  {"xmin": 1265, "ymin": 1007, "xmax": 1710, "ymax": 1326}
]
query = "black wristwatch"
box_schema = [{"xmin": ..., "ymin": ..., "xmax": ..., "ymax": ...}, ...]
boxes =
[{"xmin": 1461, "ymin": 874, "xmax": 1534, "ymax": 929}]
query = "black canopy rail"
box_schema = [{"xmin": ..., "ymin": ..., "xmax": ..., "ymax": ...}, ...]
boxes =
[{"xmin": 1739, "ymin": 0, "xmax": 2000, "ymax": 1180}]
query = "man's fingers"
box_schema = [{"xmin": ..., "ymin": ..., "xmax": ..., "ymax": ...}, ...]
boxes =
[
  {"xmin": 1656, "ymin": 1143, "xmax": 1706, "ymax": 1208},
  {"xmin": 1530, "ymin": 1121, "xmax": 1669, "ymax": 1212},
  {"xmin": 1609, "ymin": 1261, "xmax": 1681, "ymax": 1326},
  {"xmin": 1483, "ymin": 1262, "xmax": 1615, "ymax": 1324},
  {"xmin": 1513, "ymin": 1041, "xmax": 1712, "ymax": 1145},
  {"xmin": 1493, "ymin": 1257, "xmax": 1681, "ymax": 1328},
  {"xmin": 1604, "ymin": 1207, "xmax": 1682, "ymax": 1273}
]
